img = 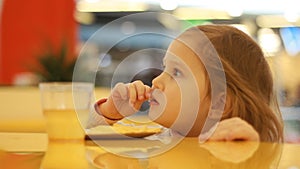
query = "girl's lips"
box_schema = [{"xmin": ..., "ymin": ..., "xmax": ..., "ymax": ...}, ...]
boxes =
[
  {"xmin": 149, "ymin": 89, "xmax": 160, "ymax": 106},
  {"xmin": 149, "ymin": 98, "xmax": 159, "ymax": 106}
]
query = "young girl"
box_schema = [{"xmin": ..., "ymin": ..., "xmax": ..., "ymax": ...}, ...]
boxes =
[{"xmin": 91, "ymin": 24, "xmax": 283, "ymax": 142}]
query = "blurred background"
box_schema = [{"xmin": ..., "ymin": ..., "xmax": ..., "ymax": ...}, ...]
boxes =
[
  {"xmin": 0, "ymin": 0, "xmax": 300, "ymax": 141},
  {"xmin": 1, "ymin": 0, "xmax": 300, "ymax": 105}
]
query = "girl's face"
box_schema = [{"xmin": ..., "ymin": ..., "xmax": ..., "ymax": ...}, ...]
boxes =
[{"xmin": 149, "ymin": 39, "xmax": 210, "ymax": 136}]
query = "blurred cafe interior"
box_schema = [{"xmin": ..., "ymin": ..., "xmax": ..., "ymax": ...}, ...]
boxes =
[
  {"xmin": 1, "ymin": 0, "xmax": 300, "ymax": 138},
  {"xmin": 1, "ymin": 0, "xmax": 300, "ymax": 168}
]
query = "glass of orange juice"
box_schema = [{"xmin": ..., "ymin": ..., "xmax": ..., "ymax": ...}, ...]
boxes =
[{"xmin": 39, "ymin": 82, "xmax": 94, "ymax": 141}]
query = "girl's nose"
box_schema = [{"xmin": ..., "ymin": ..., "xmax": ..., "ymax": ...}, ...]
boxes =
[{"xmin": 151, "ymin": 72, "xmax": 168, "ymax": 91}]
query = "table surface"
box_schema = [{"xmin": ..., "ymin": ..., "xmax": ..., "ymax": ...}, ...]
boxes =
[{"xmin": 0, "ymin": 132, "xmax": 300, "ymax": 169}]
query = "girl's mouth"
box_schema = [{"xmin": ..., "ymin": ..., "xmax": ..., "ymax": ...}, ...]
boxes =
[
  {"xmin": 148, "ymin": 89, "xmax": 161, "ymax": 106},
  {"xmin": 149, "ymin": 98, "xmax": 159, "ymax": 106}
]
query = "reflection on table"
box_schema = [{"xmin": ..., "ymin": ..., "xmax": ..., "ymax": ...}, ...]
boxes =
[
  {"xmin": 0, "ymin": 133, "xmax": 300, "ymax": 169},
  {"xmin": 90, "ymin": 139, "xmax": 281, "ymax": 169}
]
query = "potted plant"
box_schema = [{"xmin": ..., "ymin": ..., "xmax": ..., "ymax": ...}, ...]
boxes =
[{"xmin": 33, "ymin": 42, "xmax": 76, "ymax": 82}]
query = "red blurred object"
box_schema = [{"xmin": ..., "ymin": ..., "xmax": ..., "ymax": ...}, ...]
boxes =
[{"xmin": 0, "ymin": 0, "xmax": 77, "ymax": 85}]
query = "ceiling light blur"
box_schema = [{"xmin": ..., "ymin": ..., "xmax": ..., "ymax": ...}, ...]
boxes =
[
  {"xmin": 84, "ymin": 0, "xmax": 100, "ymax": 3},
  {"xmin": 160, "ymin": 0, "xmax": 178, "ymax": 11},
  {"xmin": 221, "ymin": 1, "xmax": 243, "ymax": 17},
  {"xmin": 121, "ymin": 21, "xmax": 136, "ymax": 35},
  {"xmin": 284, "ymin": 11, "xmax": 299, "ymax": 23},
  {"xmin": 230, "ymin": 24, "xmax": 250, "ymax": 35},
  {"xmin": 283, "ymin": 0, "xmax": 299, "ymax": 22},
  {"xmin": 256, "ymin": 15, "xmax": 300, "ymax": 28},
  {"xmin": 173, "ymin": 7, "xmax": 231, "ymax": 20},
  {"xmin": 77, "ymin": 0, "xmax": 148, "ymax": 12},
  {"xmin": 257, "ymin": 28, "xmax": 281, "ymax": 56},
  {"xmin": 75, "ymin": 11, "xmax": 95, "ymax": 24},
  {"xmin": 226, "ymin": 8, "xmax": 243, "ymax": 17}
]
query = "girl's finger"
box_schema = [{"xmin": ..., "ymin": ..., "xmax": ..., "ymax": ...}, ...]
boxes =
[
  {"xmin": 128, "ymin": 83, "xmax": 137, "ymax": 104},
  {"xmin": 114, "ymin": 83, "xmax": 128, "ymax": 100},
  {"xmin": 145, "ymin": 85, "xmax": 151, "ymax": 99},
  {"xmin": 133, "ymin": 80, "xmax": 146, "ymax": 101}
]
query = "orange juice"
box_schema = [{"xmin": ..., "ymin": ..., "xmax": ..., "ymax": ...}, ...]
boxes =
[
  {"xmin": 43, "ymin": 109, "xmax": 88, "ymax": 140},
  {"xmin": 41, "ymin": 141, "xmax": 89, "ymax": 169},
  {"xmin": 39, "ymin": 82, "xmax": 94, "ymax": 141}
]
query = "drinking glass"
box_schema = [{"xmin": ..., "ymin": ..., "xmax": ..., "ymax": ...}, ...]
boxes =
[{"xmin": 39, "ymin": 82, "xmax": 94, "ymax": 141}]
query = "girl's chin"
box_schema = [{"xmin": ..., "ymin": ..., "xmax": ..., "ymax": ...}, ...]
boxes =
[
  {"xmin": 148, "ymin": 108, "xmax": 163, "ymax": 123},
  {"xmin": 148, "ymin": 109, "xmax": 157, "ymax": 121}
]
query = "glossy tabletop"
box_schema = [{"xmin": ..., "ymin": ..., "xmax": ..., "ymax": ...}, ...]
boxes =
[{"xmin": 0, "ymin": 132, "xmax": 300, "ymax": 169}]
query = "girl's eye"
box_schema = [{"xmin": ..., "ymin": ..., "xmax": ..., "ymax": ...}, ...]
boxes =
[{"xmin": 173, "ymin": 68, "xmax": 182, "ymax": 77}]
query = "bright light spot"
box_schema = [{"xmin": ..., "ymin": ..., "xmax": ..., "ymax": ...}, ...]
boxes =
[
  {"xmin": 77, "ymin": 0, "xmax": 148, "ymax": 12},
  {"xmin": 75, "ymin": 11, "xmax": 94, "ymax": 25},
  {"xmin": 227, "ymin": 8, "xmax": 243, "ymax": 17},
  {"xmin": 84, "ymin": 0, "xmax": 99, "ymax": 3},
  {"xmin": 160, "ymin": 0, "xmax": 178, "ymax": 11},
  {"xmin": 99, "ymin": 53, "xmax": 112, "ymax": 68},
  {"xmin": 231, "ymin": 24, "xmax": 250, "ymax": 35},
  {"xmin": 287, "ymin": 166, "xmax": 299, "ymax": 169},
  {"xmin": 121, "ymin": 21, "xmax": 136, "ymax": 35},
  {"xmin": 173, "ymin": 7, "xmax": 231, "ymax": 20},
  {"xmin": 284, "ymin": 11, "xmax": 299, "ymax": 22},
  {"xmin": 283, "ymin": 1, "xmax": 299, "ymax": 22},
  {"xmin": 258, "ymin": 28, "xmax": 281, "ymax": 56}
]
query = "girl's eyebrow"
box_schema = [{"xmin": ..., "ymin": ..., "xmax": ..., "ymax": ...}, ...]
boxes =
[
  {"xmin": 164, "ymin": 55, "xmax": 191, "ymax": 72},
  {"xmin": 164, "ymin": 56, "xmax": 182, "ymax": 66}
]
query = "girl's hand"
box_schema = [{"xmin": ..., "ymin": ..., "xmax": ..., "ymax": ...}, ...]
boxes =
[
  {"xmin": 101, "ymin": 80, "xmax": 151, "ymax": 120},
  {"xmin": 200, "ymin": 117, "xmax": 260, "ymax": 142}
]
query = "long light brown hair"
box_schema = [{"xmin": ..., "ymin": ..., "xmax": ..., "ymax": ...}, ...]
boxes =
[{"xmin": 197, "ymin": 25, "xmax": 283, "ymax": 142}]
